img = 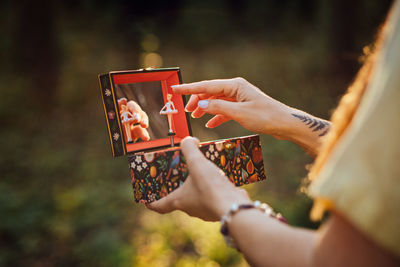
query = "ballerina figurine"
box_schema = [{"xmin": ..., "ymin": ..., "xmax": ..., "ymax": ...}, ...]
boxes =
[
  {"xmin": 120, "ymin": 104, "xmax": 135, "ymax": 143},
  {"xmin": 160, "ymin": 94, "xmax": 178, "ymax": 146}
]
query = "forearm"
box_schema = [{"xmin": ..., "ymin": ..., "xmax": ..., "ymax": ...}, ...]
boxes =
[
  {"xmin": 270, "ymin": 105, "xmax": 331, "ymax": 157},
  {"xmin": 228, "ymin": 209, "xmax": 315, "ymax": 267}
]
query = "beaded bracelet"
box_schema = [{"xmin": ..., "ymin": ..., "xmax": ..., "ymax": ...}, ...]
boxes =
[{"xmin": 220, "ymin": 200, "xmax": 288, "ymax": 249}]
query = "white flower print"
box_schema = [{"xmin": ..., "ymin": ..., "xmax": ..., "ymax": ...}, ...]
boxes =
[
  {"xmin": 209, "ymin": 145, "xmax": 215, "ymax": 152},
  {"xmin": 142, "ymin": 162, "xmax": 147, "ymax": 168},
  {"xmin": 130, "ymin": 161, "xmax": 136, "ymax": 169},
  {"xmin": 105, "ymin": 89, "xmax": 112, "ymax": 97},
  {"xmin": 210, "ymin": 154, "xmax": 215, "ymax": 161},
  {"xmin": 135, "ymin": 156, "xmax": 142, "ymax": 164},
  {"xmin": 206, "ymin": 151, "xmax": 210, "ymax": 158},
  {"xmin": 137, "ymin": 165, "xmax": 142, "ymax": 172},
  {"xmin": 113, "ymin": 132, "xmax": 120, "ymax": 141},
  {"xmin": 214, "ymin": 151, "xmax": 219, "ymax": 158},
  {"xmin": 148, "ymin": 194, "xmax": 156, "ymax": 202}
]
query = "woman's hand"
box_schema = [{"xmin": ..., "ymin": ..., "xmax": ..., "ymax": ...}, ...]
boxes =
[
  {"xmin": 118, "ymin": 98, "xmax": 150, "ymax": 142},
  {"xmin": 172, "ymin": 78, "xmax": 292, "ymax": 137},
  {"xmin": 172, "ymin": 78, "xmax": 330, "ymax": 156},
  {"xmin": 146, "ymin": 136, "xmax": 251, "ymax": 221},
  {"xmin": 126, "ymin": 100, "xmax": 150, "ymax": 141},
  {"xmin": 146, "ymin": 138, "xmax": 398, "ymax": 266}
]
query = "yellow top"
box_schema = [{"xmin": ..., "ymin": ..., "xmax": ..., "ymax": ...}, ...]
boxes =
[{"xmin": 308, "ymin": 1, "xmax": 400, "ymax": 257}]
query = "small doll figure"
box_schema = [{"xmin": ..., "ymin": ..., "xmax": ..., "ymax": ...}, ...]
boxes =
[
  {"xmin": 160, "ymin": 94, "xmax": 178, "ymax": 146},
  {"xmin": 120, "ymin": 104, "xmax": 135, "ymax": 143}
]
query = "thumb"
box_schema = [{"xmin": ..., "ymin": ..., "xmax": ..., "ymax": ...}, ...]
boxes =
[
  {"xmin": 180, "ymin": 137, "xmax": 210, "ymax": 182},
  {"xmin": 198, "ymin": 99, "xmax": 241, "ymax": 118},
  {"xmin": 180, "ymin": 136, "xmax": 201, "ymax": 163}
]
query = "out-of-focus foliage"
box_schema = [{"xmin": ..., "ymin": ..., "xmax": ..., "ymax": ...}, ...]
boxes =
[
  {"xmin": 0, "ymin": 0, "xmax": 392, "ymax": 266},
  {"xmin": 132, "ymin": 212, "xmax": 246, "ymax": 266}
]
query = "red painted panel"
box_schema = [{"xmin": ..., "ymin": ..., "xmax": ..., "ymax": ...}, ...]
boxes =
[{"xmin": 112, "ymin": 71, "xmax": 176, "ymax": 85}]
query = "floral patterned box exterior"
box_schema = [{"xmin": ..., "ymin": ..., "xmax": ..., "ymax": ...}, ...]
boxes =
[{"xmin": 128, "ymin": 134, "xmax": 266, "ymax": 203}]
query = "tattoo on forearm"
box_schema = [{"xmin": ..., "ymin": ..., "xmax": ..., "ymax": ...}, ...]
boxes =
[{"xmin": 291, "ymin": 113, "xmax": 330, "ymax": 137}]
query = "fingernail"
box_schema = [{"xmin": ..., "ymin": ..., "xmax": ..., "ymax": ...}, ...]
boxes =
[
  {"xmin": 192, "ymin": 137, "xmax": 200, "ymax": 145},
  {"xmin": 171, "ymin": 85, "xmax": 180, "ymax": 91},
  {"xmin": 198, "ymin": 100, "xmax": 209, "ymax": 109}
]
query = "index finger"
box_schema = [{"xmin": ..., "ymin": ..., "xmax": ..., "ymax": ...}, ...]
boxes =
[
  {"xmin": 185, "ymin": 94, "xmax": 215, "ymax": 112},
  {"xmin": 146, "ymin": 188, "xmax": 180, "ymax": 214},
  {"xmin": 172, "ymin": 79, "xmax": 238, "ymax": 98}
]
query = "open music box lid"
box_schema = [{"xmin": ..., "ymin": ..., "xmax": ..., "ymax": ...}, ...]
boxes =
[{"xmin": 98, "ymin": 68, "xmax": 192, "ymax": 157}]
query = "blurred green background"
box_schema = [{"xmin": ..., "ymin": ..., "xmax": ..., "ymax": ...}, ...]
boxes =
[{"xmin": 0, "ymin": 0, "xmax": 392, "ymax": 266}]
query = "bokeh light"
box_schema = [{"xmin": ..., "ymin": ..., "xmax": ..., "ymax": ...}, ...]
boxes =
[{"xmin": 141, "ymin": 52, "xmax": 163, "ymax": 68}]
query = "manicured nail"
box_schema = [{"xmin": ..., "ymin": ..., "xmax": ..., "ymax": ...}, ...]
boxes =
[
  {"xmin": 198, "ymin": 100, "xmax": 209, "ymax": 109},
  {"xmin": 193, "ymin": 137, "xmax": 200, "ymax": 144},
  {"xmin": 171, "ymin": 85, "xmax": 180, "ymax": 91}
]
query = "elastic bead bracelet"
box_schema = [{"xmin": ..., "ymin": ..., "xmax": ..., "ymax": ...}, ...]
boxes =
[{"xmin": 220, "ymin": 200, "xmax": 288, "ymax": 249}]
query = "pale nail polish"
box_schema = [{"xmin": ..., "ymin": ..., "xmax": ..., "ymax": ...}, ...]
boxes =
[{"xmin": 198, "ymin": 100, "xmax": 209, "ymax": 109}]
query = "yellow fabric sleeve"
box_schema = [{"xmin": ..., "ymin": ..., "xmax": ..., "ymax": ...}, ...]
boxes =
[{"xmin": 309, "ymin": 1, "xmax": 400, "ymax": 257}]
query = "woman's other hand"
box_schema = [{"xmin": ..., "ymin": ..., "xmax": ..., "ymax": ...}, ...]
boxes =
[
  {"xmin": 172, "ymin": 78, "xmax": 292, "ymax": 137},
  {"xmin": 118, "ymin": 98, "xmax": 151, "ymax": 142},
  {"xmin": 146, "ymin": 136, "xmax": 251, "ymax": 221}
]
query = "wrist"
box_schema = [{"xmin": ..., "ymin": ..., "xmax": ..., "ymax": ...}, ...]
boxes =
[
  {"xmin": 220, "ymin": 200, "xmax": 288, "ymax": 250},
  {"xmin": 273, "ymin": 107, "xmax": 329, "ymax": 156},
  {"xmin": 212, "ymin": 188, "xmax": 252, "ymax": 220},
  {"xmin": 264, "ymin": 104, "xmax": 297, "ymax": 140}
]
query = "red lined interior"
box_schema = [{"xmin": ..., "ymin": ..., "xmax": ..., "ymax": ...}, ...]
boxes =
[
  {"xmin": 126, "ymin": 137, "xmax": 183, "ymax": 152},
  {"xmin": 112, "ymin": 70, "xmax": 190, "ymax": 153},
  {"xmin": 113, "ymin": 71, "xmax": 176, "ymax": 84}
]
